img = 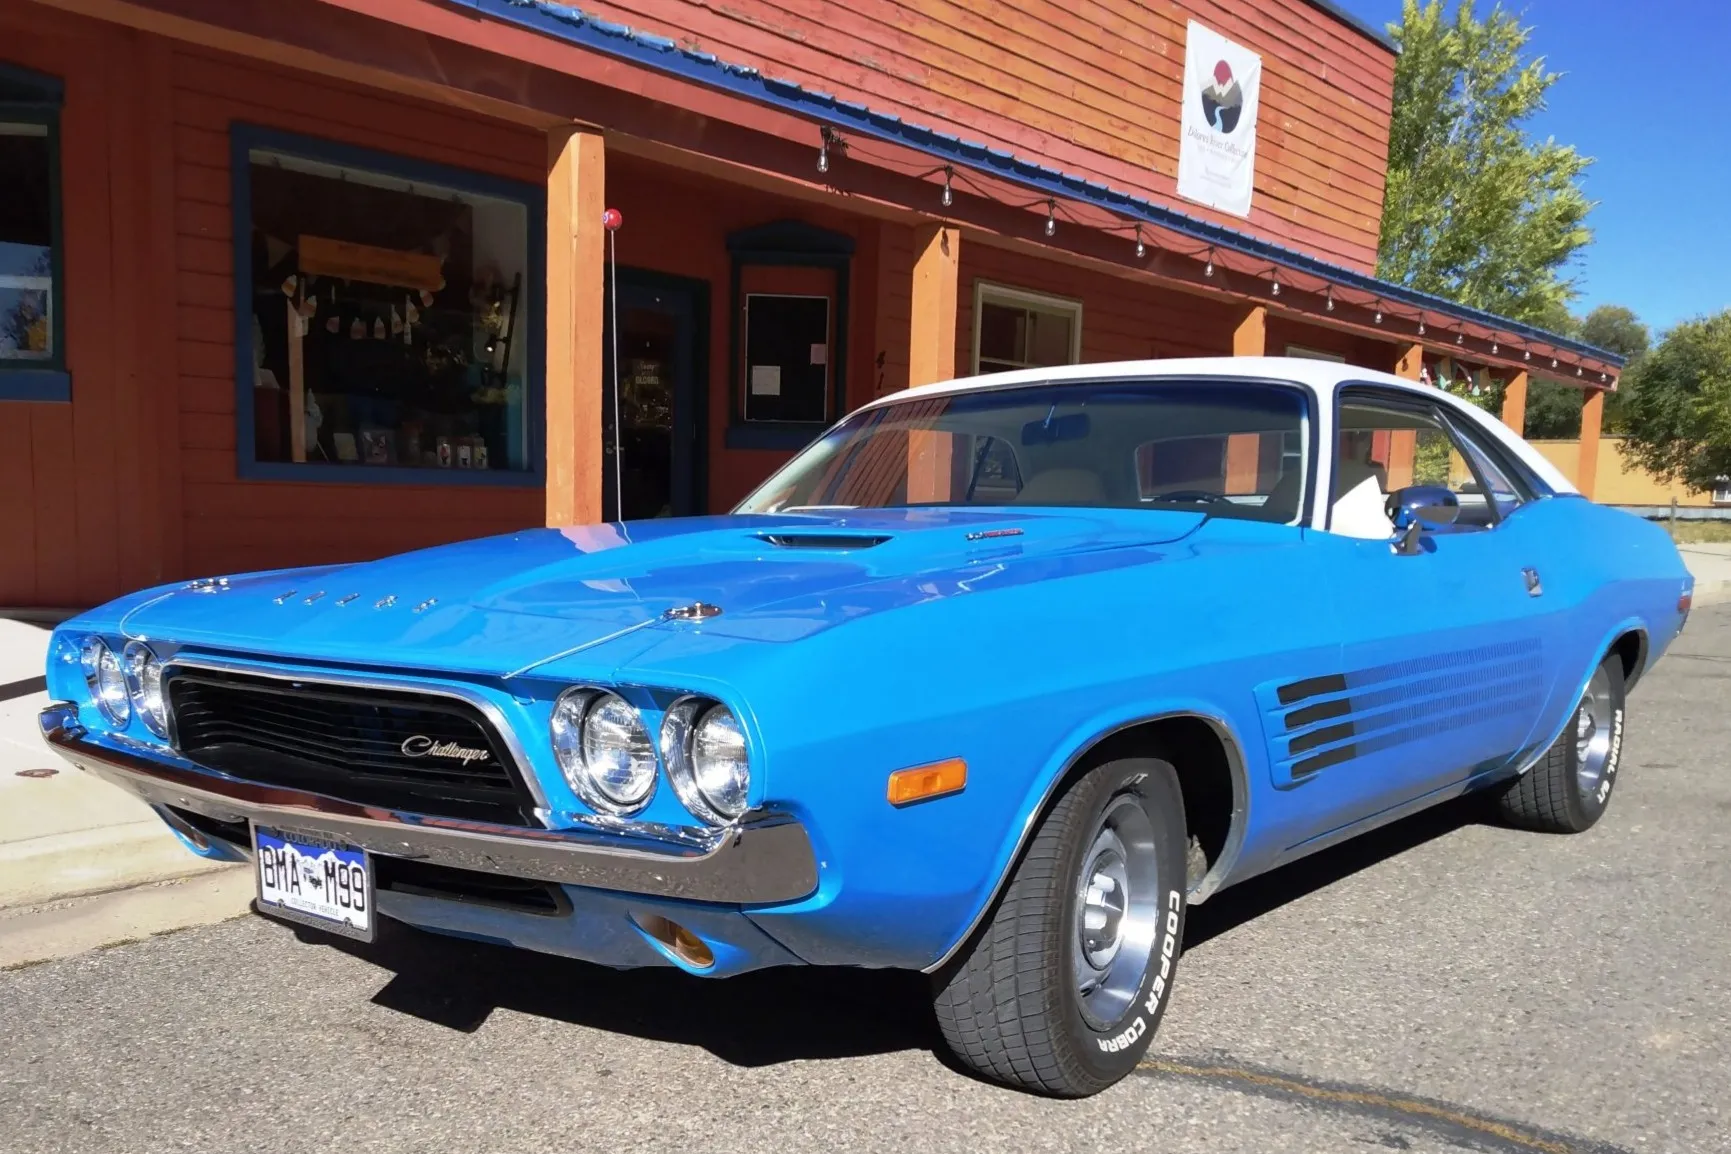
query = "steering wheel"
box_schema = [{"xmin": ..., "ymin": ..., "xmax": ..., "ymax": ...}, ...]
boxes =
[{"xmin": 1154, "ymin": 489, "xmax": 1228, "ymax": 506}]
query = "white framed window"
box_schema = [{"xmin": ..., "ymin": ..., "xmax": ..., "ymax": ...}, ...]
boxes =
[
  {"xmin": 1712, "ymin": 476, "xmax": 1731, "ymax": 505},
  {"xmin": 972, "ymin": 282, "xmax": 1082, "ymax": 375},
  {"xmin": 1285, "ymin": 344, "xmax": 1346, "ymax": 363}
]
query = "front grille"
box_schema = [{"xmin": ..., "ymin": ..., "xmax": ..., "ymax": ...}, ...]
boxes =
[{"xmin": 166, "ymin": 669, "xmax": 538, "ymax": 826}]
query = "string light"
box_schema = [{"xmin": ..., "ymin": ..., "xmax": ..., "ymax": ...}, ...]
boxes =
[
  {"xmin": 1491, "ymin": 342, "xmax": 1499, "ymax": 354},
  {"xmin": 1270, "ymin": 273, "xmax": 1281, "ymax": 297},
  {"xmin": 1134, "ymin": 224, "xmax": 1146, "ymax": 260},
  {"xmin": 1324, "ymin": 287, "xmax": 1335, "ymax": 312},
  {"xmin": 817, "ymin": 126, "xmax": 834, "ymax": 174},
  {"xmin": 1456, "ymin": 330, "xmax": 1464, "ymax": 345},
  {"xmin": 1576, "ymin": 366, "xmax": 1584, "ymax": 377},
  {"xmin": 1417, "ymin": 320, "xmax": 1426, "ymax": 335},
  {"xmin": 1373, "ymin": 303, "xmax": 1384, "ymax": 324},
  {"xmin": 940, "ymin": 166, "xmax": 953, "ymax": 208},
  {"xmin": 1550, "ymin": 357, "xmax": 1558, "ymax": 368},
  {"xmin": 1524, "ymin": 349, "xmax": 1532, "ymax": 361},
  {"xmin": 1044, "ymin": 199, "xmax": 1056, "ymax": 237},
  {"xmin": 1204, "ymin": 248, "xmax": 1215, "ymax": 278},
  {"xmin": 1600, "ymin": 371, "xmax": 1609, "ymax": 382}
]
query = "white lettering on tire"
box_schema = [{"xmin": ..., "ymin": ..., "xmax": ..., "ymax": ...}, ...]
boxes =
[
  {"xmin": 1597, "ymin": 708, "xmax": 1624, "ymax": 804},
  {"xmin": 1097, "ymin": 888, "xmax": 1184, "ymax": 1053}
]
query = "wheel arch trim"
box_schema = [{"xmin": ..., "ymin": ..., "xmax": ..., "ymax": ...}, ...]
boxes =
[
  {"xmin": 1516, "ymin": 618, "xmax": 1646, "ymax": 778},
  {"xmin": 922, "ymin": 706, "xmax": 1251, "ymax": 975}
]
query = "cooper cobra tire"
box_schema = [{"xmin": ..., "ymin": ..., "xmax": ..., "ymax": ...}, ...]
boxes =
[
  {"xmin": 931, "ymin": 757, "xmax": 1187, "ymax": 1097},
  {"xmin": 1495, "ymin": 653, "xmax": 1626, "ymax": 834}
]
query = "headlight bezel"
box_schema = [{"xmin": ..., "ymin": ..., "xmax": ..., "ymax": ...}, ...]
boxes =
[
  {"xmin": 121, "ymin": 641, "xmax": 170, "ymax": 738},
  {"xmin": 660, "ymin": 696, "xmax": 752, "ymax": 826},
  {"xmin": 80, "ymin": 637, "xmax": 131, "ymax": 726},
  {"xmin": 550, "ymin": 687, "xmax": 658, "ymax": 816}
]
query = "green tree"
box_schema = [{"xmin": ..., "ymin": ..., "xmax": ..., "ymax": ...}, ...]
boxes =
[
  {"xmin": 1578, "ymin": 304, "xmax": 1649, "ymax": 433},
  {"xmin": 1620, "ymin": 311, "xmax": 1731, "ymax": 494},
  {"xmin": 1378, "ymin": 1, "xmax": 1594, "ymax": 325}
]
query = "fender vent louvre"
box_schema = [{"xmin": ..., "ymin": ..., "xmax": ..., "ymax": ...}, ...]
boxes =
[{"xmin": 757, "ymin": 533, "xmax": 891, "ymax": 550}]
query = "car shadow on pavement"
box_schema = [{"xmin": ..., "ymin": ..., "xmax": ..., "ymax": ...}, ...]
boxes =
[
  {"xmin": 294, "ymin": 795, "xmax": 1483, "ymax": 1070},
  {"xmin": 298, "ymin": 920, "xmax": 942, "ymax": 1066},
  {"xmin": 1182, "ymin": 795, "xmax": 1480, "ymax": 951}
]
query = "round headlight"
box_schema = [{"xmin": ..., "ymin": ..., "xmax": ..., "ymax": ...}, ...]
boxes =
[
  {"xmin": 550, "ymin": 689, "xmax": 655, "ymax": 814},
  {"xmin": 122, "ymin": 642, "xmax": 169, "ymax": 737},
  {"xmin": 80, "ymin": 638, "xmax": 130, "ymax": 726},
  {"xmin": 661, "ymin": 698, "xmax": 750, "ymax": 825}
]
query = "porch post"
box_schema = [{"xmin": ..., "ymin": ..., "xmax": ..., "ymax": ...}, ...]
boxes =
[
  {"xmin": 1386, "ymin": 342, "xmax": 1423, "ymax": 490},
  {"xmin": 1225, "ymin": 306, "xmax": 1266, "ymax": 493},
  {"xmin": 1578, "ymin": 387, "xmax": 1605, "ymax": 500},
  {"xmin": 907, "ymin": 223, "xmax": 960, "ymax": 501},
  {"xmin": 544, "ymin": 125, "xmax": 606, "ymax": 526},
  {"xmin": 1500, "ymin": 370, "xmax": 1529, "ymax": 436},
  {"xmin": 908, "ymin": 223, "xmax": 960, "ymax": 388},
  {"xmin": 1231, "ymin": 305, "xmax": 1266, "ymax": 357}
]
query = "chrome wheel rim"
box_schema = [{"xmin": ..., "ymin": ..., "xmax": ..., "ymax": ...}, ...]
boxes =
[
  {"xmin": 1574, "ymin": 665, "xmax": 1614, "ymax": 798},
  {"xmin": 1073, "ymin": 793, "xmax": 1160, "ymax": 1031}
]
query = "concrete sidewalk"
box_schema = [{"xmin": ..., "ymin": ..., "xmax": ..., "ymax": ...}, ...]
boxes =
[
  {"xmin": 0, "ymin": 618, "xmax": 237, "ymax": 914},
  {"xmin": 1679, "ymin": 542, "xmax": 1731, "ymax": 605}
]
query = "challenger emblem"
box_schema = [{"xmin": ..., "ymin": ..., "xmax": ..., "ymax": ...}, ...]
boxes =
[{"xmin": 400, "ymin": 735, "xmax": 490, "ymax": 764}]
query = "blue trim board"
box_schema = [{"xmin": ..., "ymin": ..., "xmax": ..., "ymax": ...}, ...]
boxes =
[
  {"xmin": 229, "ymin": 123, "xmax": 547, "ymax": 487},
  {"xmin": 0, "ymin": 369, "xmax": 71, "ymax": 402},
  {"xmin": 463, "ymin": 0, "xmax": 1617, "ymax": 369}
]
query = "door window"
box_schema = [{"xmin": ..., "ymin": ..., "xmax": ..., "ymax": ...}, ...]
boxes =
[{"xmin": 1331, "ymin": 394, "xmax": 1520, "ymax": 538}]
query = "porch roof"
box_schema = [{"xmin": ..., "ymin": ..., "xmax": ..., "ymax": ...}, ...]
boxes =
[{"xmin": 470, "ymin": 0, "xmax": 1622, "ymax": 380}]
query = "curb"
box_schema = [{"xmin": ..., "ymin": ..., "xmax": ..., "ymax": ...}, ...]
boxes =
[
  {"xmin": 0, "ymin": 869, "xmax": 253, "ymax": 969},
  {"xmin": 0, "ymin": 820, "xmax": 235, "ymax": 910}
]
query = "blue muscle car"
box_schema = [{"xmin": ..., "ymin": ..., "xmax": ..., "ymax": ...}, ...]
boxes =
[{"xmin": 39, "ymin": 358, "xmax": 1692, "ymax": 1096}]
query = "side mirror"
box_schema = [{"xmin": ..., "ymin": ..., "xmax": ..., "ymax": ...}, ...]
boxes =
[{"xmin": 1386, "ymin": 485, "xmax": 1459, "ymax": 555}]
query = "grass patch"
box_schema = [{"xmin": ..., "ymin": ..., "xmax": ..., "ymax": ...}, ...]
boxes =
[{"xmin": 1663, "ymin": 521, "xmax": 1731, "ymax": 545}]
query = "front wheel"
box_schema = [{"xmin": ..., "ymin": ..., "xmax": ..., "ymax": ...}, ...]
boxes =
[
  {"xmin": 1495, "ymin": 653, "xmax": 1626, "ymax": 833},
  {"xmin": 931, "ymin": 757, "xmax": 1187, "ymax": 1096}
]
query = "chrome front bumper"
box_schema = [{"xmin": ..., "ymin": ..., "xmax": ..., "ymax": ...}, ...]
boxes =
[{"xmin": 39, "ymin": 703, "xmax": 819, "ymax": 905}]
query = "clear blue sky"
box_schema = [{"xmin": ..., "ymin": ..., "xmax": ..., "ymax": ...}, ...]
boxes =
[{"xmin": 1335, "ymin": 0, "xmax": 1730, "ymax": 336}]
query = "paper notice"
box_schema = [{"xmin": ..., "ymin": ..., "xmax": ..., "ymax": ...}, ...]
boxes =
[
  {"xmin": 810, "ymin": 343, "xmax": 828, "ymax": 366},
  {"xmin": 750, "ymin": 365, "xmax": 782, "ymax": 396}
]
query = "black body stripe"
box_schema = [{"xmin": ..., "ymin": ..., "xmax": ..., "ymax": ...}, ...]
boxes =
[
  {"xmin": 1277, "ymin": 673, "xmax": 1348, "ymax": 706},
  {"xmin": 1284, "ymin": 696, "xmax": 1352, "ymax": 730},
  {"xmin": 1293, "ymin": 744, "xmax": 1358, "ymax": 777},
  {"xmin": 1288, "ymin": 721, "xmax": 1356, "ymax": 755}
]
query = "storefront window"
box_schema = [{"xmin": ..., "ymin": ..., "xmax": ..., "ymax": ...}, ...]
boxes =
[
  {"xmin": 0, "ymin": 64, "xmax": 63, "ymax": 385},
  {"xmin": 973, "ymin": 283, "xmax": 1081, "ymax": 375},
  {"xmin": 241, "ymin": 134, "xmax": 536, "ymax": 478}
]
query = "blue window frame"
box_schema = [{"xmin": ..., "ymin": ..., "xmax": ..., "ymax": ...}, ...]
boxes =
[
  {"xmin": 231, "ymin": 124, "xmax": 545, "ymax": 486},
  {"xmin": 0, "ymin": 62, "xmax": 67, "ymax": 402}
]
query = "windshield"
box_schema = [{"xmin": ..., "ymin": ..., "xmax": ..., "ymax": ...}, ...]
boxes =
[{"xmin": 737, "ymin": 379, "xmax": 1312, "ymax": 523}]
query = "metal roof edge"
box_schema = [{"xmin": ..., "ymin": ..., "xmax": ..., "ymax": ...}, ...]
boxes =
[
  {"xmin": 1297, "ymin": 0, "xmax": 1399, "ymax": 54},
  {"xmin": 470, "ymin": 0, "xmax": 1619, "ymax": 371}
]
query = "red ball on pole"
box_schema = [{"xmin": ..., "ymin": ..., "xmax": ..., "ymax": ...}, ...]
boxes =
[{"xmin": 601, "ymin": 208, "xmax": 623, "ymax": 230}]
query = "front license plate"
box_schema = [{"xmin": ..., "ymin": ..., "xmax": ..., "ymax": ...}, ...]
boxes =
[{"xmin": 253, "ymin": 825, "xmax": 375, "ymax": 942}]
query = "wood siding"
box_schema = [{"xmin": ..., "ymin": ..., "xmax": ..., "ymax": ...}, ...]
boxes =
[{"xmin": 570, "ymin": 0, "xmax": 1395, "ymax": 271}]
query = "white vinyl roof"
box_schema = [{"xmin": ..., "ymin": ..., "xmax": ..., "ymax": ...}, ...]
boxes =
[{"xmin": 861, "ymin": 356, "xmax": 1577, "ymax": 497}]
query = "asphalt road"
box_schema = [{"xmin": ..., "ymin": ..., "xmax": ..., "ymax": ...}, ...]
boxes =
[{"xmin": 4, "ymin": 606, "xmax": 1730, "ymax": 1154}]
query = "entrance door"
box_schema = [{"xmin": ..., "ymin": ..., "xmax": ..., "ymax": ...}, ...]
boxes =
[{"xmin": 602, "ymin": 271, "xmax": 707, "ymax": 520}]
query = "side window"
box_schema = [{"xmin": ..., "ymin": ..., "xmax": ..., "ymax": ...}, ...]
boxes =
[
  {"xmin": 1443, "ymin": 413, "xmax": 1528, "ymax": 522},
  {"xmin": 1332, "ymin": 394, "xmax": 1512, "ymax": 538}
]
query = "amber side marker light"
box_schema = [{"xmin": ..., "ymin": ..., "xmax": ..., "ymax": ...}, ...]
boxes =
[
  {"xmin": 633, "ymin": 914, "xmax": 715, "ymax": 970},
  {"xmin": 887, "ymin": 758, "xmax": 968, "ymax": 806},
  {"xmin": 1679, "ymin": 592, "xmax": 1693, "ymax": 614}
]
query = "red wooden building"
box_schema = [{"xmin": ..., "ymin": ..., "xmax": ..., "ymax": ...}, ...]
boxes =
[{"xmin": 0, "ymin": 0, "xmax": 1621, "ymax": 608}]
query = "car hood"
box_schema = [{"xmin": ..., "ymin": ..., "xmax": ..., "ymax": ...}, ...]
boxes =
[{"xmin": 114, "ymin": 508, "xmax": 1206, "ymax": 676}]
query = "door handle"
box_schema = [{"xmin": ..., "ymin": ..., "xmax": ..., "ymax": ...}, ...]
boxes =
[{"xmin": 1522, "ymin": 567, "xmax": 1543, "ymax": 597}]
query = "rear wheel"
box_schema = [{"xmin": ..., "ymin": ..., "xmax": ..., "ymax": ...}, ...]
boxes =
[
  {"xmin": 932, "ymin": 757, "xmax": 1187, "ymax": 1097},
  {"xmin": 1495, "ymin": 653, "xmax": 1626, "ymax": 833}
]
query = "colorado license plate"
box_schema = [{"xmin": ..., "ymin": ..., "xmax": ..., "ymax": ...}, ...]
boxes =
[{"xmin": 253, "ymin": 825, "xmax": 375, "ymax": 941}]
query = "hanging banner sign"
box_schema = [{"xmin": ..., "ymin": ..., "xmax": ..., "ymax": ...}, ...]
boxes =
[{"xmin": 1176, "ymin": 21, "xmax": 1263, "ymax": 218}]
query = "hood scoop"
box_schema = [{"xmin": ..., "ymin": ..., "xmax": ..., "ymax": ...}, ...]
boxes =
[{"xmin": 757, "ymin": 532, "xmax": 892, "ymax": 550}]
